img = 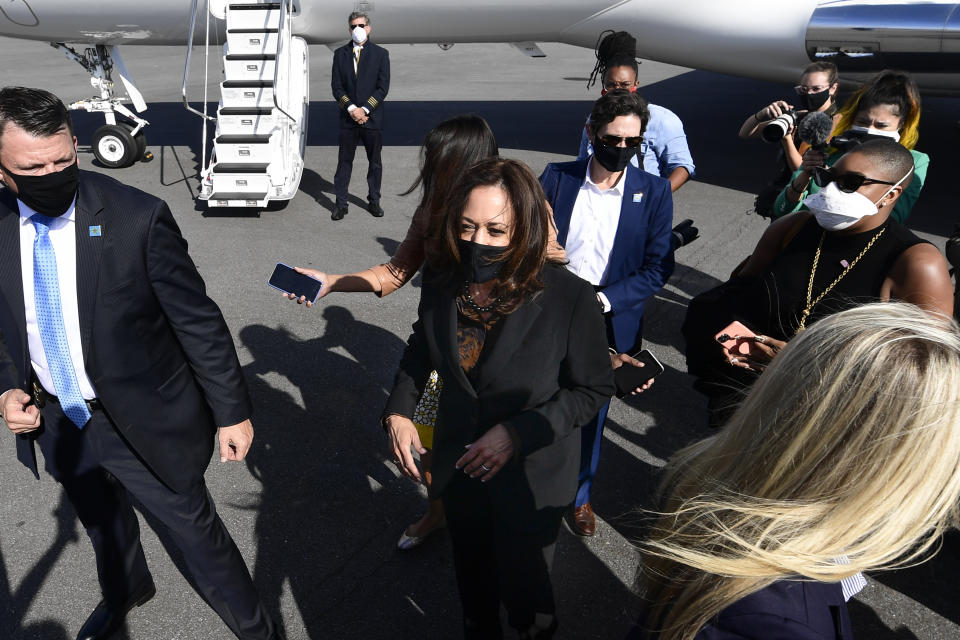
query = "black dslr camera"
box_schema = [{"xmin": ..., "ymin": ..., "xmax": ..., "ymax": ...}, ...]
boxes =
[{"xmin": 829, "ymin": 129, "xmax": 887, "ymax": 153}]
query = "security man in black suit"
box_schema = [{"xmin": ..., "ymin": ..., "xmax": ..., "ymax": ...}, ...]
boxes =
[
  {"xmin": 0, "ymin": 87, "xmax": 280, "ymax": 640},
  {"xmin": 331, "ymin": 11, "xmax": 390, "ymax": 221}
]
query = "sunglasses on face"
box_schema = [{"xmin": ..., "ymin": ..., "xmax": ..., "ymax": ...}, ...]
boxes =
[
  {"xmin": 603, "ymin": 81, "xmax": 636, "ymax": 90},
  {"xmin": 597, "ymin": 134, "xmax": 643, "ymax": 148},
  {"xmin": 812, "ymin": 167, "xmax": 896, "ymax": 193},
  {"xmin": 794, "ymin": 84, "xmax": 830, "ymax": 94},
  {"xmin": 350, "ymin": 23, "xmax": 367, "ymax": 29}
]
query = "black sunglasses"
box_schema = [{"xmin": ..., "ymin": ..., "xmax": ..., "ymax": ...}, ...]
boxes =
[
  {"xmin": 812, "ymin": 167, "xmax": 896, "ymax": 193},
  {"xmin": 598, "ymin": 134, "xmax": 643, "ymax": 149},
  {"xmin": 350, "ymin": 23, "xmax": 367, "ymax": 29}
]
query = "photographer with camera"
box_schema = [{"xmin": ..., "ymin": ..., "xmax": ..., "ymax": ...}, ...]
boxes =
[
  {"xmin": 771, "ymin": 70, "xmax": 928, "ymax": 224},
  {"xmin": 739, "ymin": 62, "xmax": 840, "ymax": 168},
  {"xmin": 740, "ymin": 62, "xmax": 840, "ymax": 217}
]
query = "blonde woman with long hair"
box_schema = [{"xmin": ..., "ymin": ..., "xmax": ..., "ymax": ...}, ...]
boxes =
[{"xmin": 635, "ymin": 303, "xmax": 960, "ymax": 639}]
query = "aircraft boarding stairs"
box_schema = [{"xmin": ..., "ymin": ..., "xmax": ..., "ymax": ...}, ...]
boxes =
[{"xmin": 188, "ymin": 0, "xmax": 308, "ymax": 208}]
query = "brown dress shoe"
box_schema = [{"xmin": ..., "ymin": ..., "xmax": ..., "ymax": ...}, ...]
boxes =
[{"xmin": 567, "ymin": 503, "xmax": 596, "ymax": 537}]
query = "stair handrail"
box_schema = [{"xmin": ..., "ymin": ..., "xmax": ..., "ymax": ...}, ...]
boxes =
[
  {"xmin": 182, "ymin": 0, "xmax": 217, "ymax": 123},
  {"xmin": 271, "ymin": 0, "xmax": 297, "ymax": 123},
  {"xmin": 182, "ymin": 0, "xmax": 216, "ymax": 178}
]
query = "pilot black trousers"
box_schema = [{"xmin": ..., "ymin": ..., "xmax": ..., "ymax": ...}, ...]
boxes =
[
  {"xmin": 35, "ymin": 400, "xmax": 277, "ymax": 640},
  {"xmin": 334, "ymin": 125, "xmax": 383, "ymax": 208}
]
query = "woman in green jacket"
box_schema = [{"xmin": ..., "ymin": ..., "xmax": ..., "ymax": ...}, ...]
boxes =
[{"xmin": 772, "ymin": 70, "xmax": 927, "ymax": 224}]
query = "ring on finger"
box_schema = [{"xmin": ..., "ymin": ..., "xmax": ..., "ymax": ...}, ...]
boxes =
[
  {"xmin": 755, "ymin": 335, "xmax": 767, "ymax": 344},
  {"xmin": 480, "ymin": 463, "xmax": 490, "ymax": 471}
]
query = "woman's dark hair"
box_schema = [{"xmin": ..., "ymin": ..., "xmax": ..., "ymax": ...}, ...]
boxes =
[
  {"xmin": 588, "ymin": 30, "xmax": 638, "ymax": 90},
  {"xmin": 856, "ymin": 69, "xmax": 920, "ymax": 120},
  {"xmin": 589, "ymin": 89, "xmax": 649, "ymax": 138},
  {"xmin": 0, "ymin": 86, "xmax": 73, "ymax": 147},
  {"xmin": 428, "ymin": 158, "xmax": 559, "ymax": 314},
  {"xmin": 802, "ymin": 61, "xmax": 838, "ymax": 85},
  {"xmin": 401, "ymin": 114, "xmax": 498, "ymax": 243},
  {"xmin": 835, "ymin": 69, "xmax": 922, "ymax": 149}
]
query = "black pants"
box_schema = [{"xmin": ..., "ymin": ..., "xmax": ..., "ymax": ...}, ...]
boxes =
[
  {"xmin": 333, "ymin": 125, "xmax": 382, "ymax": 207},
  {"xmin": 35, "ymin": 401, "xmax": 276, "ymax": 640},
  {"xmin": 442, "ymin": 471, "xmax": 563, "ymax": 639}
]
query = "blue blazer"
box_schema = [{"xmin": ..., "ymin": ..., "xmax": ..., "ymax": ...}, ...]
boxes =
[
  {"xmin": 330, "ymin": 40, "xmax": 390, "ymax": 130},
  {"xmin": 539, "ymin": 158, "xmax": 674, "ymax": 352},
  {"xmin": 628, "ymin": 580, "xmax": 853, "ymax": 639}
]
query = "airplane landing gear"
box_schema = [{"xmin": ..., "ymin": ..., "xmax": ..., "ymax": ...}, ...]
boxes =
[
  {"xmin": 92, "ymin": 123, "xmax": 143, "ymax": 169},
  {"xmin": 51, "ymin": 43, "xmax": 150, "ymax": 168}
]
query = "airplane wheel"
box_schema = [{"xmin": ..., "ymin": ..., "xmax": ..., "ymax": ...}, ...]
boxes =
[
  {"xmin": 92, "ymin": 124, "xmax": 137, "ymax": 168},
  {"xmin": 120, "ymin": 122, "xmax": 148, "ymax": 159}
]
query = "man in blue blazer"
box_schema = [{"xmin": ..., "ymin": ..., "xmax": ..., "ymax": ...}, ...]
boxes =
[
  {"xmin": 330, "ymin": 11, "xmax": 390, "ymax": 221},
  {"xmin": 0, "ymin": 88, "xmax": 278, "ymax": 640},
  {"xmin": 540, "ymin": 90, "xmax": 674, "ymax": 536}
]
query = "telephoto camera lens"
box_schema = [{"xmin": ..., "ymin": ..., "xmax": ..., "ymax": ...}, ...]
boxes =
[{"xmin": 761, "ymin": 110, "xmax": 797, "ymax": 143}]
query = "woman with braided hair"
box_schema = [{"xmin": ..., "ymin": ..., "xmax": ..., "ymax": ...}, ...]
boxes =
[{"xmin": 576, "ymin": 29, "xmax": 695, "ymax": 192}]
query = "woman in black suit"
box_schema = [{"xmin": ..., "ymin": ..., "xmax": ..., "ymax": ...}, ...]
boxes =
[{"xmin": 384, "ymin": 158, "xmax": 615, "ymax": 639}]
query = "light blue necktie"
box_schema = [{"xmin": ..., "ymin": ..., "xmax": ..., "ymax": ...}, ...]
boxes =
[{"xmin": 32, "ymin": 214, "xmax": 91, "ymax": 428}]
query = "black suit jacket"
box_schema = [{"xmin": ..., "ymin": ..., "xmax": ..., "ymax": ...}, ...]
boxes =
[
  {"xmin": 385, "ymin": 265, "xmax": 616, "ymax": 513},
  {"xmin": 629, "ymin": 580, "xmax": 853, "ymax": 639},
  {"xmin": 0, "ymin": 170, "xmax": 252, "ymax": 494},
  {"xmin": 330, "ymin": 40, "xmax": 390, "ymax": 130}
]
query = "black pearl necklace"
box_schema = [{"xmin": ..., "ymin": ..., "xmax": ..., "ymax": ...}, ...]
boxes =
[{"xmin": 462, "ymin": 280, "xmax": 500, "ymax": 314}]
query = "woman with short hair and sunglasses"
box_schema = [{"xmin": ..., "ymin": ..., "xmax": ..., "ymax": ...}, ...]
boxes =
[
  {"xmin": 683, "ymin": 138, "xmax": 952, "ymax": 427},
  {"xmin": 771, "ymin": 69, "xmax": 928, "ymax": 224}
]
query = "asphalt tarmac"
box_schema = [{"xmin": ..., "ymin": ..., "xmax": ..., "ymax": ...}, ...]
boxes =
[{"xmin": 0, "ymin": 35, "xmax": 959, "ymax": 640}]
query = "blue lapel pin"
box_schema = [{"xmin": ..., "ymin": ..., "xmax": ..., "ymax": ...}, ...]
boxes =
[
  {"xmin": 89, "ymin": 225, "xmax": 102, "ymax": 237},
  {"xmin": 633, "ymin": 192, "xmax": 644, "ymax": 203}
]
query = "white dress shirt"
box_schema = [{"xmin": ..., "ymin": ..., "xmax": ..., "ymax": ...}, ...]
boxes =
[
  {"xmin": 19, "ymin": 198, "xmax": 97, "ymax": 399},
  {"xmin": 564, "ymin": 165, "xmax": 627, "ymax": 312}
]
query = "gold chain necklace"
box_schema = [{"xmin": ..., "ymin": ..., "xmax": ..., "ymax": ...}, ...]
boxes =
[{"xmin": 797, "ymin": 227, "xmax": 886, "ymax": 333}]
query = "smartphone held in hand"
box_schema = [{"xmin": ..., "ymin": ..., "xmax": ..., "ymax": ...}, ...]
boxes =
[
  {"xmin": 715, "ymin": 321, "xmax": 757, "ymax": 356},
  {"xmin": 268, "ymin": 263, "xmax": 323, "ymax": 303},
  {"xmin": 614, "ymin": 349, "xmax": 665, "ymax": 398}
]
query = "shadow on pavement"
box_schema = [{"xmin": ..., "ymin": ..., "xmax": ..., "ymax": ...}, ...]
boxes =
[
  {"xmin": 68, "ymin": 82, "xmax": 956, "ymax": 237},
  {"xmin": 2, "ymin": 493, "xmax": 76, "ymax": 640}
]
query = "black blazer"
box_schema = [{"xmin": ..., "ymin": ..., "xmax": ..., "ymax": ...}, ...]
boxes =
[
  {"xmin": 330, "ymin": 40, "xmax": 390, "ymax": 130},
  {"xmin": 385, "ymin": 264, "xmax": 616, "ymax": 512},
  {"xmin": 628, "ymin": 580, "xmax": 853, "ymax": 639},
  {"xmin": 0, "ymin": 171, "xmax": 252, "ymax": 494}
]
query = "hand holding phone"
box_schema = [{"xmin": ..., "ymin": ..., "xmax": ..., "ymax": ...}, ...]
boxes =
[
  {"xmin": 715, "ymin": 321, "xmax": 757, "ymax": 356},
  {"xmin": 613, "ymin": 349, "xmax": 664, "ymax": 398},
  {"xmin": 268, "ymin": 262, "xmax": 323, "ymax": 304}
]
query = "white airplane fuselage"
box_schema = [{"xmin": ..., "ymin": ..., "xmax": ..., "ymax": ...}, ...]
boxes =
[{"xmin": 1, "ymin": 0, "xmax": 958, "ymax": 93}]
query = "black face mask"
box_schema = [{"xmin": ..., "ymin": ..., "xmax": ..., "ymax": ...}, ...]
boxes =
[
  {"xmin": 799, "ymin": 88, "xmax": 831, "ymax": 112},
  {"xmin": 1, "ymin": 159, "xmax": 79, "ymax": 217},
  {"xmin": 458, "ymin": 238, "xmax": 508, "ymax": 284},
  {"xmin": 592, "ymin": 135, "xmax": 636, "ymax": 173}
]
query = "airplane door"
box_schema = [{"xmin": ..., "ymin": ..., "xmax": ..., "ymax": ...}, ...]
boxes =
[{"xmin": 0, "ymin": 0, "xmax": 38, "ymax": 27}]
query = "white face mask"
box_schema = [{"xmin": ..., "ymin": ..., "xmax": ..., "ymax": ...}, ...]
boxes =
[
  {"xmin": 804, "ymin": 168, "xmax": 913, "ymax": 231},
  {"xmin": 352, "ymin": 26, "xmax": 368, "ymax": 44},
  {"xmin": 849, "ymin": 125, "xmax": 901, "ymax": 143},
  {"xmin": 804, "ymin": 181, "xmax": 878, "ymax": 230}
]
